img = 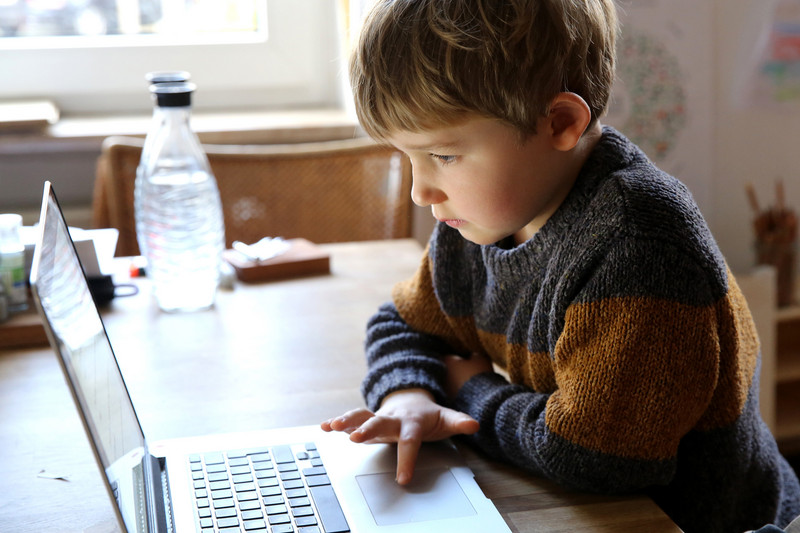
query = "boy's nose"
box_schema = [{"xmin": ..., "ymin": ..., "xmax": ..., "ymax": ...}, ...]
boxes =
[{"xmin": 411, "ymin": 176, "xmax": 445, "ymax": 207}]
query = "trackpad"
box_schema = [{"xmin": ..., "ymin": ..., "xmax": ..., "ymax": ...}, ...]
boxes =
[{"xmin": 355, "ymin": 468, "xmax": 476, "ymax": 526}]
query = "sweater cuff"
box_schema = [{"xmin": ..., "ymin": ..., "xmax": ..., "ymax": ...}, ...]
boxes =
[
  {"xmin": 452, "ymin": 371, "xmax": 512, "ymax": 419},
  {"xmin": 361, "ymin": 367, "xmax": 447, "ymax": 411}
]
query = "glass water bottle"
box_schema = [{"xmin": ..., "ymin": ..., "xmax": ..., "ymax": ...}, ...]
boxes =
[{"xmin": 134, "ymin": 81, "xmax": 226, "ymax": 312}]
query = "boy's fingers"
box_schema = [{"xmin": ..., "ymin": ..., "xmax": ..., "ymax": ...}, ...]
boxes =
[
  {"xmin": 449, "ymin": 411, "xmax": 480, "ymax": 435},
  {"xmin": 322, "ymin": 408, "xmax": 376, "ymax": 433},
  {"xmin": 396, "ymin": 422, "xmax": 423, "ymax": 485},
  {"xmin": 350, "ymin": 414, "xmax": 402, "ymax": 443}
]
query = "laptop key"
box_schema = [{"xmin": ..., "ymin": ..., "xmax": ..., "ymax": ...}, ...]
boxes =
[
  {"xmin": 217, "ymin": 516, "xmax": 240, "ymax": 528},
  {"xmin": 305, "ymin": 475, "xmax": 330, "ymax": 487},
  {"xmin": 286, "ymin": 488, "xmax": 307, "ymax": 498},
  {"xmin": 209, "ymin": 480, "xmax": 231, "ymax": 490},
  {"xmin": 211, "ymin": 489, "xmax": 233, "ymax": 500},
  {"xmin": 289, "ymin": 497, "xmax": 311, "ymax": 507},
  {"xmin": 309, "ymin": 484, "xmax": 350, "ymax": 533},
  {"xmin": 228, "ymin": 457, "xmax": 249, "ymax": 467},
  {"xmin": 271, "ymin": 525, "xmax": 293, "ymax": 533},
  {"xmin": 271, "ymin": 445, "xmax": 294, "ymax": 464},
  {"xmin": 235, "ymin": 481, "xmax": 256, "ymax": 492},
  {"xmin": 265, "ymin": 504, "xmax": 288, "ymax": 515},
  {"xmin": 241, "ymin": 509, "xmax": 263, "ymax": 520},
  {"xmin": 227, "ymin": 450, "xmax": 248, "ymax": 459},
  {"xmin": 277, "ymin": 462, "xmax": 297, "ymax": 473},
  {"xmin": 268, "ymin": 513, "xmax": 291, "ymax": 525},
  {"xmin": 238, "ymin": 500, "xmax": 261, "ymax": 511},
  {"xmin": 242, "ymin": 519, "xmax": 267, "ymax": 531},
  {"xmin": 215, "ymin": 508, "xmax": 237, "ymax": 519},
  {"xmin": 208, "ymin": 472, "xmax": 229, "ymax": 482},
  {"xmin": 292, "ymin": 506, "xmax": 315, "ymax": 517},
  {"xmin": 237, "ymin": 491, "xmax": 259, "ymax": 502},
  {"xmin": 213, "ymin": 498, "xmax": 235, "ymax": 509},
  {"xmin": 295, "ymin": 516, "xmax": 317, "ymax": 527},
  {"xmin": 205, "ymin": 452, "xmax": 225, "ymax": 465},
  {"xmin": 263, "ymin": 495, "xmax": 284, "ymax": 506},
  {"xmin": 261, "ymin": 486, "xmax": 282, "ymax": 497}
]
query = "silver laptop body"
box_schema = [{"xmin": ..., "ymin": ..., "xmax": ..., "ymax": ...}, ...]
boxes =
[{"xmin": 30, "ymin": 181, "xmax": 512, "ymax": 533}]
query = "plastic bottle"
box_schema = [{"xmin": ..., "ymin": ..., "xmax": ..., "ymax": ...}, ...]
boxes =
[
  {"xmin": 0, "ymin": 213, "xmax": 28, "ymax": 313},
  {"xmin": 134, "ymin": 81, "xmax": 226, "ymax": 312},
  {"xmin": 0, "ymin": 280, "xmax": 8, "ymax": 323}
]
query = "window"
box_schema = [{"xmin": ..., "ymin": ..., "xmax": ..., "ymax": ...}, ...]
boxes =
[{"xmin": 0, "ymin": 0, "xmax": 345, "ymax": 114}]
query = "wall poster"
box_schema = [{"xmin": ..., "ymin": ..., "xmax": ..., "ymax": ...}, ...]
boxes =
[{"xmin": 605, "ymin": 0, "xmax": 714, "ymax": 214}]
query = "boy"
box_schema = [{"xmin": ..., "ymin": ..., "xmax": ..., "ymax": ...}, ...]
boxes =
[{"xmin": 321, "ymin": 0, "xmax": 800, "ymax": 531}]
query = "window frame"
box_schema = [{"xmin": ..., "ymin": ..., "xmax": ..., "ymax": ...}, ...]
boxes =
[{"xmin": 0, "ymin": 0, "xmax": 345, "ymax": 115}]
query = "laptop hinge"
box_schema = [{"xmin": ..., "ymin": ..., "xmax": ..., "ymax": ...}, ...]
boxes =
[{"xmin": 142, "ymin": 450, "xmax": 172, "ymax": 533}]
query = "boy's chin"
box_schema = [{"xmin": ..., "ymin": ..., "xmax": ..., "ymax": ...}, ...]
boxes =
[{"xmin": 457, "ymin": 228, "xmax": 509, "ymax": 246}]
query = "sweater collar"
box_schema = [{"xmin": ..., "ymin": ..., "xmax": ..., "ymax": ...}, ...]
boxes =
[{"xmin": 480, "ymin": 126, "xmax": 639, "ymax": 273}]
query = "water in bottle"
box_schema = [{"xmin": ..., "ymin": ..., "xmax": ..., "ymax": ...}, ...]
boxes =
[{"xmin": 135, "ymin": 81, "xmax": 225, "ymax": 312}]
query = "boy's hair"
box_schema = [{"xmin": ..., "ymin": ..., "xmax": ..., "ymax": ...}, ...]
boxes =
[{"xmin": 350, "ymin": 0, "xmax": 618, "ymax": 140}]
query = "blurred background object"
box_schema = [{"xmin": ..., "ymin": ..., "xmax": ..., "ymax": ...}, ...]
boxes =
[{"xmin": 748, "ymin": 180, "xmax": 798, "ymax": 307}]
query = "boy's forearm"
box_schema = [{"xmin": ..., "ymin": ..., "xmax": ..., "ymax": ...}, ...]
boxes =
[
  {"xmin": 452, "ymin": 371, "xmax": 676, "ymax": 492},
  {"xmin": 362, "ymin": 302, "xmax": 451, "ymax": 410}
]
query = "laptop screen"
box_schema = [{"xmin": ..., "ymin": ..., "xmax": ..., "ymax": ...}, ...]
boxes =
[{"xmin": 30, "ymin": 182, "xmax": 147, "ymax": 530}]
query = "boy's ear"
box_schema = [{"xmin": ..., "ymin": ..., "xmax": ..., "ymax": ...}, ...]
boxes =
[{"xmin": 545, "ymin": 93, "xmax": 592, "ymax": 151}]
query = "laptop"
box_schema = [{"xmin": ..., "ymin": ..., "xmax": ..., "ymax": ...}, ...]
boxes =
[{"xmin": 29, "ymin": 181, "xmax": 512, "ymax": 533}]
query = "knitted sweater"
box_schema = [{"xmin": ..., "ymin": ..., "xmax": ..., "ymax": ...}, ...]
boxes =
[{"xmin": 361, "ymin": 127, "xmax": 800, "ymax": 532}]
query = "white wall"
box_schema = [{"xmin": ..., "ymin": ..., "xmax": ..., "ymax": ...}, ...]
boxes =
[{"xmin": 711, "ymin": 0, "xmax": 800, "ymax": 273}]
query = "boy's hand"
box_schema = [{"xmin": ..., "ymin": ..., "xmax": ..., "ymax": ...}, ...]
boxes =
[
  {"xmin": 443, "ymin": 352, "xmax": 494, "ymax": 398},
  {"xmin": 320, "ymin": 388, "xmax": 479, "ymax": 485}
]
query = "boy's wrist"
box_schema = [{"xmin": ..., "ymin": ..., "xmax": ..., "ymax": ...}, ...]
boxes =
[{"xmin": 379, "ymin": 388, "xmax": 436, "ymax": 409}]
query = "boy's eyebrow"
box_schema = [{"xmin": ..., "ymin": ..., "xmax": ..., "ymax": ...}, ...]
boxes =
[{"xmin": 395, "ymin": 139, "xmax": 463, "ymax": 152}]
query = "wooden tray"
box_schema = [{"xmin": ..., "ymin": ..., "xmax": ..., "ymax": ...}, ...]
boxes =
[
  {"xmin": 0, "ymin": 306, "xmax": 48, "ymax": 350},
  {"xmin": 223, "ymin": 238, "xmax": 330, "ymax": 283}
]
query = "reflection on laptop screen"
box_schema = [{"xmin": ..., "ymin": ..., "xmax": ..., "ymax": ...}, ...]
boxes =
[{"xmin": 30, "ymin": 183, "xmax": 145, "ymax": 483}]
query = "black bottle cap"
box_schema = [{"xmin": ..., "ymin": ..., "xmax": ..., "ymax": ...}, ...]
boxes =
[
  {"xmin": 145, "ymin": 70, "xmax": 192, "ymax": 85},
  {"xmin": 150, "ymin": 81, "xmax": 196, "ymax": 107}
]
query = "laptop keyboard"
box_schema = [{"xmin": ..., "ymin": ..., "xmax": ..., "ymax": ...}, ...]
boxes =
[{"xmin": 189, "ymin": 443, "xmax": 350, "ymax": 533}]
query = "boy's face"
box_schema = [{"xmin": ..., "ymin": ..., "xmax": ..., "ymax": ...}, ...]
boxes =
[{"xmin": 387, "ymin": 116, "xmax": 576, "ymax": 245}]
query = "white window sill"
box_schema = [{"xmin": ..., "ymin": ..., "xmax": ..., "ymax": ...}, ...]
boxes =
[{"xmin": 0, "ymin": 107, "xmax": 362, "ymax": 155}]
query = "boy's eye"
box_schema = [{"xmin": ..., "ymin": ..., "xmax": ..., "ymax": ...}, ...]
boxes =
[{"xmin": 431, "ymin": 153, "xmax": 457, "ymax": 165}]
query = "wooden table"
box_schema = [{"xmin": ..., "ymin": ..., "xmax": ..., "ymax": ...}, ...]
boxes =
[{"xmin": 0, "ymin": 239, "xmax": 680, "ymax": 532}]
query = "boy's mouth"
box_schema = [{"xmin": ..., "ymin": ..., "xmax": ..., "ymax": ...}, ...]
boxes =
[{"xmin": 438, "ymin": 218, "xmax": 466, "ymax": 229}]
